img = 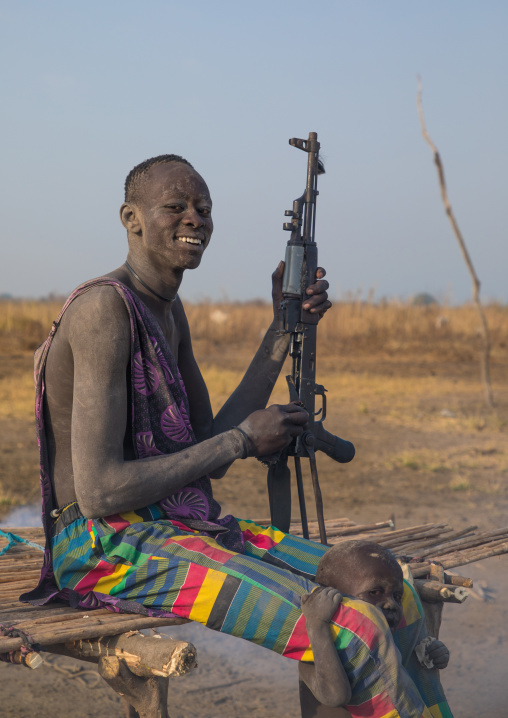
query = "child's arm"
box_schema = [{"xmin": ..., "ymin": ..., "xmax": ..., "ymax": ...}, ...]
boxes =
[{"xmin": 299, "ymin": 587, "xmax": 352, "ymax": 707}]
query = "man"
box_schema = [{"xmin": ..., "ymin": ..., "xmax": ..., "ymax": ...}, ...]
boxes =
[
  {"xmin": 26, "ymin": 155, "xmax": 438, "ymax": 718},
  {"xmin": 40, "ymin": 155, "xmax": 323, "ymax": 520}
]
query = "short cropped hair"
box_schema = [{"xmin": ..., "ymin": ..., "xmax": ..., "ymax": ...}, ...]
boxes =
[
  {"xmin": 124, "ymin": 154, "xmax": 194, "ymax": 204},
  {"xmin": 316, "ymin": 540, "xmax": 401, "ymax": 588}
]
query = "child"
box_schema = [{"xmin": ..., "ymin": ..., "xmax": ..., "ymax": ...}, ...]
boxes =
[{"xmin": 299, "ymin": 540, "xmax": 450, "ymax": 717}]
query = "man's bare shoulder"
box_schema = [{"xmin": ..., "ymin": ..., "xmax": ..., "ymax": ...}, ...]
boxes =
[{"xmin": 60, "ymin": 284, "xmax": 131, "ymax": 355}]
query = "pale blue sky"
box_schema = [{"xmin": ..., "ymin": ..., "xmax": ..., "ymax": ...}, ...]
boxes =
[{"xmin": 1, "ymin": 0, "xmax": 507, "ymax": 303}]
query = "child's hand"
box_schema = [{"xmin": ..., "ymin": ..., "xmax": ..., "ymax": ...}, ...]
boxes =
[
  {"xmin": 301, "ymin": 586, "xmax": 342, "ymax": 625},
  {"xmin": 426, "ymin": 639, "xmax": 450, "ymax": 669}
]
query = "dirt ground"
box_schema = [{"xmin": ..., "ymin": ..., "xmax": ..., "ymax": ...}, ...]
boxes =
[{"xmin": 1, "ymin": 348, "xmax": 508, "ymax": 717}]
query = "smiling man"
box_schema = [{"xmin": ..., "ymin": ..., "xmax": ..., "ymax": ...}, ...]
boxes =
[{"xmin": 25, "ymin": 154, "xmax": 449, "ymax": 718}]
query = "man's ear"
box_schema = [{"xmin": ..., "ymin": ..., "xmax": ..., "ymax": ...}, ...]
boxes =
[{"xmin": 120, "ymin": 202, "xmax": 142, "ymax": 235}]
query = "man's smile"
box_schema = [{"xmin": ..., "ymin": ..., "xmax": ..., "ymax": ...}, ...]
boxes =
[{"xmin": 176, "ymin": 235, "xmax": 204, "ymax": 246}]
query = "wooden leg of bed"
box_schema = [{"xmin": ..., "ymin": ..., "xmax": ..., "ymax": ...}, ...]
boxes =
[
  {"xmin": 421, "ymin": 563, "xmax": 446, "ymax": 638},
  {"xmin": 98, "ymin": 654, "xmax": 170, "ymax": 718},
  {"xmin": 43, "ymin": 631, "xmax": 197, "ymax": 718}
]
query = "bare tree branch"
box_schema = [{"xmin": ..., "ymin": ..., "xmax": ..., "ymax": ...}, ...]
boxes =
[{"xmin": 416, "ymin": 77, "xmax": 494, "ymax": 407}]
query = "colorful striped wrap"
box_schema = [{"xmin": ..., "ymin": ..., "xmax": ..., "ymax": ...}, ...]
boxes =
[{"xmin": 22, "ymin": 279, "xmax": 452, "ymax": 718}]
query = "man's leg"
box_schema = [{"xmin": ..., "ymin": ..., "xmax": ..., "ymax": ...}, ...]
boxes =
[
  {"xmin": 238, "ymin": 518, "xmax": 327, "ymax": 578},
  {"xmin": 52, "ymin": 516, "xmax": 436, "ymax": 718}
]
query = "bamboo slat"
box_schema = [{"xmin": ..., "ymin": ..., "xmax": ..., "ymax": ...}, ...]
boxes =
[
  {"xmin": 306, "ymin": 520, "xmax": 395, "ymax": 541},
  {"xmin": 2, "ymin": 519, "xmax": 508, "ymax": 655},
  {"xmin": 0, "ymin": 615, "xmax": 190, "ymax": 653},
  {"xmin": 396, "ymin": 526, "xmax": 477, "ymax": 555}
]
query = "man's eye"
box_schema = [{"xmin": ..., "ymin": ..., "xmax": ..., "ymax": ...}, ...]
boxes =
[
  {"xmin": 166, "ymin": 205, "xmax": 184, "ymax": 212},
  {"xmin": 199, "ymin": 207, "xmax": 211, "ymax": 216},
  {"xmin": 370, "ymin": 589, "xmax": 382, "ymax": 596},
  {"xmin": 394, "ymin": 594, "xmax": 402, "ymax": 603}
]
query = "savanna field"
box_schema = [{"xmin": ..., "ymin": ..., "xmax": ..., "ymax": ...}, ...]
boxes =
[
  {"xmin": 1, "ymin": 298, "xmax": 508, "ymax": 716},
  {"xmin": 1, "ymin": 297, "xmax": 507, "ymax": 523}
]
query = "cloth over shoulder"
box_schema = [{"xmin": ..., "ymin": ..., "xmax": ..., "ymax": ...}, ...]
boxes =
[{"xmin": 24, "ymin": 278, "xmax": 244, "ymax": 606}]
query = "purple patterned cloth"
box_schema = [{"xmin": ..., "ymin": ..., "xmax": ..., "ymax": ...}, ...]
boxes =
[{"xmin": 25, "ymin": 278, "xmax": 244, "ymax": 606}]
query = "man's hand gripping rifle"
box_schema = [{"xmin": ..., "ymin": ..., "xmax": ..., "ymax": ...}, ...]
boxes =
[{"xmin": 267, "ymin": 132, "xmax": 355, "ymax": 545}]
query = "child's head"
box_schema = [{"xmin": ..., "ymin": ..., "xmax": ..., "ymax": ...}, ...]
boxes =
[{"xmin": 316, "ymin": 540, "xmax": 404, "ymax": 633}]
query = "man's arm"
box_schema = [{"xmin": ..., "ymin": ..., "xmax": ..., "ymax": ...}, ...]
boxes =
[
  {"xmin": 299, "ymin": 587, "xmax": 352, "ymax": 707},
  {"xmin": 179, "ymin": 263, "xmax": 331, "ymax": 443},
  {"xmin": 215, "ymin": 263, "xmax": 331, "ymax": 433},
  {"xmin": 69, "ymin": 287, "xmax": 307, "ymax": 518}
]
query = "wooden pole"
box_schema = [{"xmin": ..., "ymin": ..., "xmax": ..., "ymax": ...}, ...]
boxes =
[
  {"xmin": 417, "ymin": 77, "xmax": 494, "ymax": 407},
  {"xmin": 45, "ymin": 632, "xmax": 197, "ymax": 718},
  {"xmin": 44, "ymin": 631, "xmax": 197, "ymax": 679},
  {"xmin": 98, "ymin": 655, "xmax": 170, "ymax": 718},
  {"xmin": 400, "ymin": 526, "xmax": 478, "ymax": 555},
  {"xmin": 421, "ymin": 564, "xmax": 445, "ymax": 638},
  {"xmin": 365, "ymin": 523, "xmax": 448, "ymax": 544},
  {"xmin": 0, "ymin": 613, "xmax": 190, "ymax": 654},
  {"xmin": 307, "ymin": 520, "xmax": 394, "ymax": 541},
  {"xmin": 414, "ymin": 579, "xmax": 469, "ymax": 604},
  {"xmin": 423, "ymin": 529, "xmax": 508, "ymax": 557},
  {"xmin": 443, "ymin": 573, "xmax": 473, "ymax": 588}
]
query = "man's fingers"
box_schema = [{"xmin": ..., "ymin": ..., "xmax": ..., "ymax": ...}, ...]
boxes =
[
  {"xmin": 306, "ymin": 278, "xmax": 329, "ymax": 296},
  {"xmin": 272, "ymin": 260, "xmax": 285, "ymax": 280},
  {"xmin": 306, "ymin": 299, "xmax": 333, "ymax": 315},
  {"xmin": 304, "ymin": 277, "xmax": 331, "ymax": 315},
  {"xmin": 239, "ymin": 403, "xmax": 310, "ymax": 457},
  {"xmin": 282, "ymin": 405, "xmax": 309, "ymax": 426},
  {"xmin": 271, "ymin": 260, "xmax": 285, "ymax": 317},
  {"xmin": 272, "ymin": 260, "xmax": 285, "ymax": 297},
  {"xmin": 283, "ymin": 402, "xmax": 309, "ymax": 415}
]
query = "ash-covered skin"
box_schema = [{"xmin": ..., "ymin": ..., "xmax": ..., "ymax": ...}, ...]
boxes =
[
  {"xmin": 43, "ymin": 159, "xmax": 332, "ymax": 517},
  {"xmin": 316, "ymin": 541, "xmax": 404, "ymax": 633},
  {"xmin": 299, "ymin": 541, "xmax": 450, "ymax": 715},
  {"xmin": 120, "ymin": 162, "xmax": 214, "ymax": 280},
  {"xmin": 300, "ymin": 587, "xmax": 352, "ymax": 709}
]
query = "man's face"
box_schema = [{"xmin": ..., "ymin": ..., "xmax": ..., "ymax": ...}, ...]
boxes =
[
  {"xmin": 133, "ymin": 162, "xmax": 213, "ymax": 272},
  {"xmin": 350, "ymin": 557, "xmax": 404, "ymax": 633}
]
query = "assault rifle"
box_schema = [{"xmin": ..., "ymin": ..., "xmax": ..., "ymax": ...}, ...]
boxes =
[{"xmin": 267, "ymin": 132, "xmax": 355, "ymax": 545}]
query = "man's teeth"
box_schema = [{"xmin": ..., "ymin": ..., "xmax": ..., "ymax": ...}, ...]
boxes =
[{"xmin": 177, "ymin": 237, "xmax": 202, "ymax": 245}]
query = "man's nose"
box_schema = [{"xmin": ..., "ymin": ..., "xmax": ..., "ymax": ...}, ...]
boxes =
[{"xmin": 182, "ymin": 206, "xmax": 203, "ymax": 227}]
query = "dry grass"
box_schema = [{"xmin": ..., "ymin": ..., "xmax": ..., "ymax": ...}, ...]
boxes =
[
  {"xmin": 1, "ymin": 297, "xmax": 507, "ymax": 358},
  {"xmin": 0, "ymin": 297, "xmax": 507, "ymax": 519},
  {"xmin": 0, "ymin": 299, "xmax": 64, "ymax": 353},
  {"xmin": 186, "ymin": 299, "xmax": 508, "ymax": 363},
  {"xmin": 0, "ymin": 368, "xmax": 34, "ymax": 420},
  {"xmin": 1, "ymin": 297, "xmax": 507, "ymax": 422}
]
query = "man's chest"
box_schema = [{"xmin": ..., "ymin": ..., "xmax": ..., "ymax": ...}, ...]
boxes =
[{"xmin": 151, "ymin": 310, "xmax": 180, "ymax": 365}]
